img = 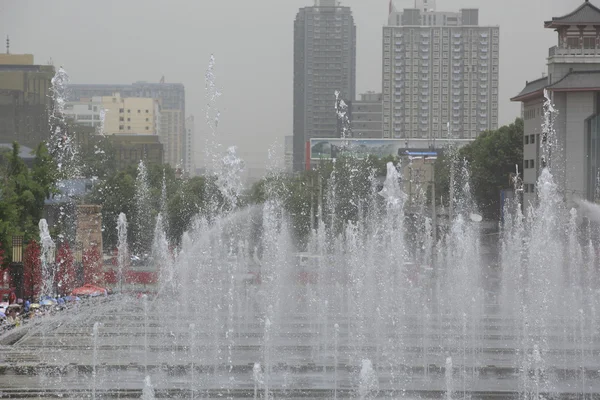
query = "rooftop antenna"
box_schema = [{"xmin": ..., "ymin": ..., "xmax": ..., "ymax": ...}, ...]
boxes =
[{"xmin": 6, "ymin": 35, "xmax": 9, "ymax": 54}]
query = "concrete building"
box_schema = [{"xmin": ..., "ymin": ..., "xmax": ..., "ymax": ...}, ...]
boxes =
[
  {"xmin": 63, "ymin": 98, "xmax": 103, "ymax": 131},
  {"xmin": 383, "ymin": 2, "xmax": 499, "ymax": 141},
  {"xmin": 0, "ymin": 53, "xmax": 55, "ymax": 148},
  {"xmin": 351, "ymin": 92, "xmax": 383, "ymax": 138},
  {"xmin": 285, "ymin": 135, "xmax": 294, "ymax": 173},
  {"xmin": 106, "ymin": 134, "xmax": 164, "ymax": 171},
  {"xmin": 511, "ymin": 0, "xmax": 600, "ymax": 211},
  {"xmin": 64, "ymin": 94, "xmax": 161, "ymax": 137},
  {"xmin": 293, "ymin": 0, "xmax": 357, "ymax": 171},
  {"xmin": 69, "ymin": 81, "xmax": 185, "ymax": 168}
]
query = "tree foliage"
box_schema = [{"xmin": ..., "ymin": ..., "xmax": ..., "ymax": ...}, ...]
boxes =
[
  {"xmin": 0, "ymin": 143, "xmax": 58, "ymax": 263},
  {"xmin": 435, "ymin": 118, "xmax": 524, "ymax": 219}
]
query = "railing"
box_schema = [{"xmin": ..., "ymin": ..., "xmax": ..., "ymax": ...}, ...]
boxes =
[{"xmin": 549, "ymin": 45, "xmax": 600, "ymax": 57}]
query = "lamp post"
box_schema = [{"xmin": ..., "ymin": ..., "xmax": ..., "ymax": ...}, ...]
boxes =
[
  {"xmin": 74, "ymin": 242, "xmax": 83, "ymax": 286},
  {"xmin": 10, "ymin": 235, "xmax": 24, "ymax": 300}
]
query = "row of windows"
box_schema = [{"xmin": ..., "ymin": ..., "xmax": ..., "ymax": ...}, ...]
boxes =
[
  {"xmin": 524, "ymin": 183, "xmax": 536, "ymax": 193},
  {"xmin": 118, "ymin": 125, "xmax": 151, "ymax": 131},
  {"xmin": 524, "ymin": 159, "xmax": 536, "ymax": 169},
  {"xmin": 524, "ymin": 134, "xmax": 537, "ymax": 144},
  {"xmin": 118, "ymin": 108, "xmax": 151, "ymax": 114},
  {"xmin": 524, "ymin": 107, "xmax": 541, "ymax": 120}
]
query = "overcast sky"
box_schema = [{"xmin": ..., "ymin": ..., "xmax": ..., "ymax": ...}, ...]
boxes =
[{"xmin": 0, "ymin": 0, "xmax": 584, "ymax": 178}]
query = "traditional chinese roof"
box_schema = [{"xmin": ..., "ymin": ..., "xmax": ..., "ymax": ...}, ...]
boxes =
[
  {"xmin": 510, "ymin": 76, "xmax": 548, "ymax": 102},
  {"xmin": 545, "ymin": 1, "xmax": 600, "ymax": 28},
  {"xmin": 547, "ymin": 70, "xmax": 600, "ymax": 91}
]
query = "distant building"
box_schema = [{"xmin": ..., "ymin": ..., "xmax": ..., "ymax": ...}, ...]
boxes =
[
  {"xmin": 511, "ymin": 1, "xmax": 600, "ymax": 211},
  {"xmin": 383, "ymin": 2, "xmax": 499, "ymax": 140},
  {"xmin": 65, "ymin": 94, "xmax": 161, "ymax": 138},
  {"xmin": 106, "ymin": 134, "xmax": 164, "ymax": 171},
  {"xmin": 0, "ymin": 53, "xmax": 55, "ymax": 148},
  {"xmin": 285, "ymin": 135, "xmax": 294, "ymax": 173},
  {"xmin": 351, "ymin": 92, "xmax": 383, "ymax": 138},
  {"xmin": 293, "ymin": 0, "xmax": 357, "ymax": 171},
  {"xmin": 69, "ymin": 82, "xmax": 185, "ymax": 169}
]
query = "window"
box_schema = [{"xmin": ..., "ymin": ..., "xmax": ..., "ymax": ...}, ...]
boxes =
[
  {"xmin": 524, "ymin": 160, "xmax": 529, "ymax": 168},
  {"xmin": 88, "ymin": 105, "xmax": 92, "ymax": 111},
  {"xmin": 119, "ymin": 125, "xmax": 124, "ymax": 130},
  {"xmin": 584, "ymin": 37, "xmax": 595, "ymax": 49},
  {"xmin": 127, "ymin": 126, "xmax": 131, "ymax": 130},
  {"xmin": 127, "ymin": 118, "xmax": 131, "ymax": 122},
  {"xmin": 530, "ymin": 134, "xmax": 535, "ymax": 144},
  {"xmin": 530, "ymin": 183, "xmax": 535, "ymax": 193},
  {"xmin": 119, "ymin": 108, "xmax": 124, "ymax": 113},
  {"xmin": 137, "ymin": 110, "xmax": 141, "ymax": 113},
  {"xmin": 567, "ymin": 37, "xmax": 579, "ymax": 48},
  {"xmin": 530, "ymin": 159, "xmax": 535, "ymax": 168},
  {"xmin": 146, "ymin": 118, "xmax": 149, "ymax": 122},
  {"xmin": 145, "ymin": 109, "xmax": 149, "ymax": 113},
  {"xmin": 145, "ymin": 126, "xmax": 149, "ymax": 130},
  {"xmin": 525, "ymin": 184, "xmax": 529, "ymax": 193},
  {"xmin": 127, "ymin": 109, "xmax": 131, "ymax": 113},
  {"xmin": 119, "ymin": 117, "xmax": 124, "ymax": 122}
]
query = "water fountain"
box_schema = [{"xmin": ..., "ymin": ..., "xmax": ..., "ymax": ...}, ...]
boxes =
[{"xmin": 3, "ymin": 62, "xmax": 600, "ymax": 400}]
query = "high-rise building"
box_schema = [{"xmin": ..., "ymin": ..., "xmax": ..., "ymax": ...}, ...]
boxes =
[
  {"xmin": 69, "ymin": 82, "xmax": 185, "ymax": 169},
  {"xmin": 351, "ymin": 92, "xmax": 383, "ymax": 138},
  {"xmin": 293, "ymin": 0, "xmax": 356, "ymax": 171},
  {"xmin": 0, "ymin": 53, "xmax": 55, "ymax": 148},
  {"xmin": 511, "ymin": 1, "xmax": 600, "ymax": 212},
  {"xmin": 383, "ymin": 2, "xmax": 499, "ymax": 141}
]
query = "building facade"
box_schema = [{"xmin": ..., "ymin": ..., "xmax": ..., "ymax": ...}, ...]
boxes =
[
  {"xmin": 107, "ymin": 134, "xmax": 164, "ymax": 171},
  {"xmin": 0, "ymin": 54, "xmax": 55, "ymax": 148},
  {"xmin": 69, "ymin": 82, "xmax": 185, "ymax": 169},
  {"xmin": 511, "ymin": 1, "xmax": 600, "ymax": 211},
  {"xmin": 65, "ymin": 94, "xmax": 161, "ymax": 137},
  {"xmin": 351, "ymin": 92, "xmax": 383, "ymax": 138},
  {"xmin": 293, "ymin": 0, "xmax": 357, "ymax": 171},
  {"xmin": 383, "ymin": 3, "xmax": 499, "ymax": 141}
]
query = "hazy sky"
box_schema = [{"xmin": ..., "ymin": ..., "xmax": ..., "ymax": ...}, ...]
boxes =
[{"xmin": 0, "ymin": 0, "xmax": 584, "ymax": 177}]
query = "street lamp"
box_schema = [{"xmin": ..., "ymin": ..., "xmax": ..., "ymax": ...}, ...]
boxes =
[{"xmin": 10, "ymin": 235, "xmax": 24, "ymax": 300}]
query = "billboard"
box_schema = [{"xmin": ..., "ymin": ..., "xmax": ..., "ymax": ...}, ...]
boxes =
[{"xmin": 309, "ymin": 138, "xmax": 467, "ymax": 161}]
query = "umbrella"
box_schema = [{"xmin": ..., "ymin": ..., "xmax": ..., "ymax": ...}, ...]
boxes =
[
  {"xmin": 72, "ymin": 284, "xmax": 108, "ymax": 297},
  {"xmin": 0, "ymin": 312, "xmax": 5, "ymax": 318},
  {"xmin": 30, "ymin": 303, "xmax": 40, "ymax": 309},
  {"xmin": 40, "ymin": 299, "xmax": 55, "ymax": 306}
]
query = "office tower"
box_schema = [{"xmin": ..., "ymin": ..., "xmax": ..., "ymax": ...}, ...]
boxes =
[
  {"xmin": 383, "ymin": 3, "xmax": 499, "ymax": 141},
  {"xmin": 293, "ymin": 0, "xmax": 356, "ymax": 171},
  {"xmin": 0, "ymin": 53, "xmax": 55, "ymax": 148}
]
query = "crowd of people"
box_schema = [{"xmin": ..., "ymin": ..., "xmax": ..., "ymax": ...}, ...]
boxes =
[{"xmin": 0, "ymin": 292, "xmax": 81, "ymax": 333}]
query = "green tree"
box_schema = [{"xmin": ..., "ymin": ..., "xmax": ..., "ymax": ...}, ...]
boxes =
[
  {"xmin": 435, "ymin": 118, "xmax": 524, "ymax": 220},
  {"xmin": 0, "ymin": 142, "xmax": 58, "ymax": 262}
]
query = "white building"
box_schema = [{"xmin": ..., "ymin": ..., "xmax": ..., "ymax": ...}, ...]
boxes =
[
  {"xmin": 511, "ymin": 0, "xmax": 600, "ymax": 211},
  {"xmin": 383, "ymin": 2, "xmax": 499, "ymax": 141},
  {"xmin": 64, "ymin": 97, "xmax": 104, "ymax": 131}
]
